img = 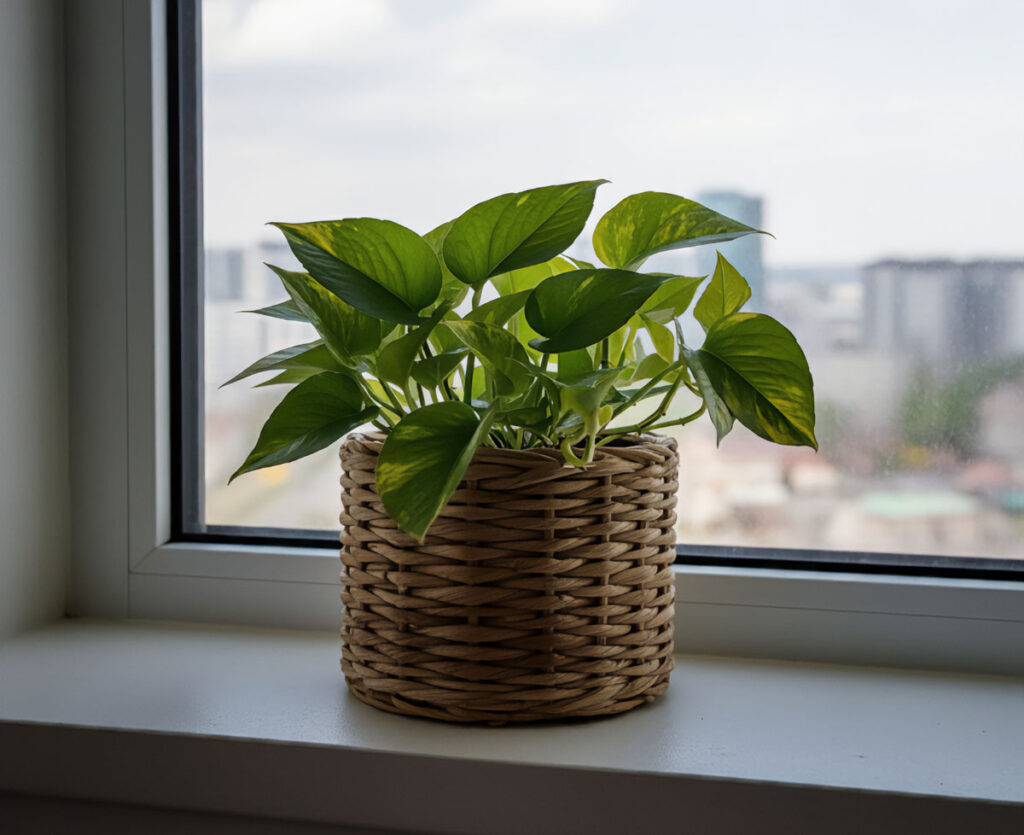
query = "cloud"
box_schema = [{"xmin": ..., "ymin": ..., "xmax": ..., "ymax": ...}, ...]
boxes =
[{"xmin": 203, "ymin": 0, "xmax": 397, "ymax": 68}]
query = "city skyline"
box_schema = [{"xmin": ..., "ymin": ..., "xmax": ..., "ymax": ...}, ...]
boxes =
[{"xmin": 203, "ymin": 236, "xmax": 1024, "ymax": 559}]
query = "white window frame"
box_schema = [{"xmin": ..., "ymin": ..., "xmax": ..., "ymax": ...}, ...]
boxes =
[{"xmin": 67, "ymin": 0, "xmax": 1024, "ymax": 674}]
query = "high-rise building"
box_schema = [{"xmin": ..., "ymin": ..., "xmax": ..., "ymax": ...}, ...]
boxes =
[
  {"xmin": 695, "ymin": 191, "xmax": 765, "ymax": 310},
  {"xmin": 862, "ymin": 259, "xmax": 1024, "ymax": 369}
]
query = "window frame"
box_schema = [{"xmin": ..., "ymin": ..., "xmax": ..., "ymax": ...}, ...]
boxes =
[{"xmin": 67, "ymin": 0, "xmax": 1024, "ymax": 674}]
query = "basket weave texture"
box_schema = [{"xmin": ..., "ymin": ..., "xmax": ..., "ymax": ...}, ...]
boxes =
[{"xmin": 339, "ymin": 432, "xmax": 678, "ymax": 724}]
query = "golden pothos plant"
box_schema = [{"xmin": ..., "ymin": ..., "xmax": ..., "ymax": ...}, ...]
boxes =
[{"xmin": 226, "ymin": 181, "xmax": 816, "ymax": 540}]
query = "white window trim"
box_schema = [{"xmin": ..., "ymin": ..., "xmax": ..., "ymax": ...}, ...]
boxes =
[{"xmin": 67, "ymin": 0, "xmax": 1024, "ymax": 675}]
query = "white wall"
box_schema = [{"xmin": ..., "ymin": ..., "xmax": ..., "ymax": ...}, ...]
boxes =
[{"xmin": 0, "ymin": 0, "xmax": 69, "ymax": 638}]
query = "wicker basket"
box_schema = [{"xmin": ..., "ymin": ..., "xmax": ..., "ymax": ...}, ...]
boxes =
[{"xmin": 338, "ymin": 432, "xmax": 678, "ymax": 724}]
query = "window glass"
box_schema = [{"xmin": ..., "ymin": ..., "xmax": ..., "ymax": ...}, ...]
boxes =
[{"xmin": 201, "ymin": 0, "xmax": 1024, "ymax": 559}]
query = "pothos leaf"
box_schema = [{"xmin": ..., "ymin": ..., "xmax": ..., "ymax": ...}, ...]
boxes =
[
  {"xmin": 683, "ymin": 348, "xmax": 735, "ymax": 444},
  {"xmin": 593, "ymin": 191, "xmax": 767, "ymax": 271},
  {"xmin": 411, "ymin": 348, "xmax": 468, "ymax": 390},
  {"xmin": 230, "ymin": 372, "xmax": 377, "ymax": 481},
  {"xmin": 525, "ymin": 269, "xmax": 676, "ymax": 353},
  {"xmin": 267, "ymin": 264, "xmax": 393, "ymax": 363},
  {"xmin": 272, "ymin": 218, "xmax": 441, "ymax": 324},
  {"xmin": 442, "ymin": 181, "xmax": 606, "ymax": 284},
  {"xmin": 244, "ymin": 299, "xmax": 308, "ymax": 323},
  {"xmin": 444, "ymin": 320, "xmax": 533, "ymax": 397},
  {"xmin": 377, "ymin": 401, "xmax": 497, "ymax": 541},
  {"xmin": 222, "ymin": 341, "xmax": 340, "ymax": 387},
  {"xmin": 695, "ymin": 312, "xmax": 816, "ymax": 448},
  {"xmin": 693, "ymin": 252, "xmax": 752, "ymax": 333}
]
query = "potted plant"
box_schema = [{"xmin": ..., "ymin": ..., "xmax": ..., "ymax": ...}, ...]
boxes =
[{"xmin": 227, "ymin": 181, "xmax": 817, "ymax": 723}]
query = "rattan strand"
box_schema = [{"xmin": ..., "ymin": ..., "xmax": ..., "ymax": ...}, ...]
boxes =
[{"xmin": 339, "ymin": 433, "xmax": 678, "ymax": 724}]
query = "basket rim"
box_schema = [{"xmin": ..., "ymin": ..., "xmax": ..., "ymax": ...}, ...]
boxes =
[{"xmin": 343, "ymin": 431, "xmax": 677, "ymax": 464}]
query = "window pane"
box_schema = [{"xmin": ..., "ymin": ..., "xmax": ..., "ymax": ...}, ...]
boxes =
[{"xmin": 200, "ymin": 0, "xmax": 1024, "ymax": 559}]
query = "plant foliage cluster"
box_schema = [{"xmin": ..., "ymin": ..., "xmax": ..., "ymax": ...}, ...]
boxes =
[{"xmin": 227, "ymin": 181, "xmax": 817, "ymax": 539}]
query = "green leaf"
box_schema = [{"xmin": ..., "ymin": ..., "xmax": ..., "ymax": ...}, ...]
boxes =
[
  {"xmin": 499, "ymin": 405, "xmax": 550, "ymax": 431},
  {"xmin": 641, "ymin": 314, "xmax": 675, "ymax": 361},
  {"xmin": 444, "ymin": 320, "xmax": 532, "ymax": 397},
  {"xmin": 244, "ymin": 299, "xmax": 308, "ymax": 323},
  {"xmin": 465, "ymin": 290, "xmax": 532, "ymax": 327},
  {"xmin": 253, "ymin": 368, "xmax": 320, "ymax": 388},
  {"xmin": 525, "ymin": 269, "xmax": 675, "ymax": 353},
  {"xmin": 491, "ymin": 257, "xmax": 573, "ymax": 348},
  {"xmin": 693, "ymin": 252, "xmax": 752, "ymax": 332},
  {"xmin": 377, "ymin": 401, "xmax": 497, "ymax": 541},
  {"xmin": 593, "ymin": 192, "xmax": 766, "ymax": 270},
  {"xmin": 696, "ymin": 313, "xmax": 816, "ymax": 448},
  {"xmin": 561, "ymin": 367, "xmax": 623, "ymax": 422},
  {"xmin": 230, "ymin": 372, "xmax": 377, "ymax": 481},
  {"xmin": 442, "ymin": 180, "xmax": 607, "ymax": 284},
  {"xmin": 411, "ymin": 348, "xmax": 468, "ymax": 390},
  {"xmin": 222, "ymin": 341, "xmax": 341, "ymax": 387},
  {"xmin": 633, "ymin": 274, "xmax": 705, "ymax": 324},
  {"xmin": 630, "ymin": 352, "xmax": 672, "ymax": 383},
  {"xmin": 682, "ymin": 348, "xmax": 735, "ymax": 444},
  {"xmin": 490, "ymin": 256, "xmax": 575, "ymax": 295},
  {"xmin": 426, "ymin": 310, "xmax": 465, "ymax": 354},
  {"xmin": 272, "ymin": 218, "xmax": 441, "ymax": 324},
  {"xmin": 557, "ymin": 347, "xmax": 595, "ymax": 379},
  {"xmin": 423, "ymin": 220, "xmax": 470, "ymax": 311},
  {"xmin": 565, "ymin": 256, "xmax": 596, "ymax": 271},
  {"xmin": 266, "ymin": 264, "xmax": 393, "ymax": 363},
  {"xmin": 376, "ymin": 307, "xmax": 449, "ymax": 387}
]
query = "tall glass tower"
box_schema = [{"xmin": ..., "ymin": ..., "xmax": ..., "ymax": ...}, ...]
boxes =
[{"xmin": 695, "ymin": 191, "xmax": 765, "ymax": 311}]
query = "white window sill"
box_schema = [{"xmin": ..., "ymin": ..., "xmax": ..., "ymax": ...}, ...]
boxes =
[{"xmin": 1, "ymin": 620, "xmax": 1022, "ymax": 834}]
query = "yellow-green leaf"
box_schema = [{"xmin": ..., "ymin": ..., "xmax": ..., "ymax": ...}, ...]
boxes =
[
  {"xmin": 443, "ymin": 181, "xmax": 606, "ymax": 284},
  {"xmin": 696, "ymin": 313, "xmax": 816, "ymax": 448},
  {"xmin": 267, "ymin": 264, "xmax": 393, "ymax": 363},
  {"xmin": 272, "ymin": 218, "xmax": 441, "ymax": 324},
  {"xmin": 593, "ymin": 192, "xmax": 766, "ymax": 271},
  {"xmin": 693, "ymin": 252, "xmax": 751, "ymax": 332}
]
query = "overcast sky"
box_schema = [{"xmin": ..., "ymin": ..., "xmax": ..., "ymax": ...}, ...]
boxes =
[{"xmin": 201, "ymin": 0, "xmax": 1024, "ymax": 266}]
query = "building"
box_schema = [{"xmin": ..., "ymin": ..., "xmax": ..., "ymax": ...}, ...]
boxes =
[
  {"xmin": 695, "ymin": 190, "xmax": 765, "ymax": 310},
  {"xmin": 863, "ymin": 259, "xmax": 1024, "ymax": 369}
]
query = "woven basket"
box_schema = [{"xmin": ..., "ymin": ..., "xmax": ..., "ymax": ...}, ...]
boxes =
[{"xmin": 339, "ymin": 432, "xmax": 678, "ymax": 724}]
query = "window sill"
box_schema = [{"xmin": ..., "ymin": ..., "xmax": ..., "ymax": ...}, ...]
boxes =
[{"xmin": 1, "ymin": 620, "xmax": 1021, "ymax": 833}]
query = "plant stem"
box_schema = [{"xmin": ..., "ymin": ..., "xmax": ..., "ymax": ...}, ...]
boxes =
[
  {"xmin": 611, "ymin": 361, "xmax": 683, "ymax": 418},
  {"xmin": 642, "ymin": 404, "xmax": 707, "ymax": 432},
  {"xmin": 382, "ymin": 383, "xmax": 405, "ymax": 416},
  {"xmin": 462, "ymin": 285, "xmax": 484, "ymax": 403},
  {"xmin": 640, "ymin": 372, "xmax": 683, "ymax": 430},
  {"xmin": 463, "ymin": 357, "xmax": 475, "ymax": 403},
  {"xmin": 616, "ymin": 325, "xmax": 636, "ymax": 367},
  {"xmin": 357, "ymin": 378, "xmax": 402, "ymax": 421},
  {"xmin": 599, "ymin": 402, "xmax": 706, "ymax": 442}
]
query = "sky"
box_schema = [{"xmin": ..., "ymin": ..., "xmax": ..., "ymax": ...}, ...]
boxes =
[{"xmin": 201, "ymin": 0, "xmax": 1024, "ymax": 266}]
